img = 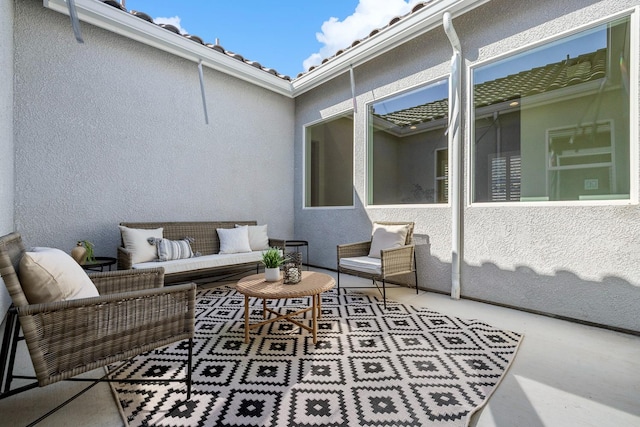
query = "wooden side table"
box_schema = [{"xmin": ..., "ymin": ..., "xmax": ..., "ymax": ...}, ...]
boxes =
[{"xmin": 236, "ymin": 271, "xmax": 335, "ymax": 345}]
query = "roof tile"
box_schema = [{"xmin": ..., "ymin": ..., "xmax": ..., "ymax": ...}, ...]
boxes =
[
  {"xmin": 377, "ymin": 48, "xmax": 607, "ymax": 127},
  {"xmin": 98, "ymin": 0, "xmax": 432, "ymax": 82}
]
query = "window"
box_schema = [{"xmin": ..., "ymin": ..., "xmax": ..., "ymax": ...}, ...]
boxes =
[
  {"xmin": 472, "ymin": 16, "xmax": 631, "ymax": 203},
  {"xmin": 367, "ymin": 79, "xmax": 449, "ymax": 205},
  {"xmin": 304, "ymin": 113, "xmax": 354, "ymax": 207}
]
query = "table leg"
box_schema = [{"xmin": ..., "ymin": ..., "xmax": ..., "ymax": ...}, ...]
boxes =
[
  {"xmin": 318, "ymin": 293, "xmax": 322, "ymax": 318},
  {"xmin": 312, "ymin": 294, "xmax": 318, "ymax": 345},
  {"xmin": 263, "ymin": 299, "xmax": 267, "ymax": 319},
  {"xmin": 244, "ymin": 295, "xmax": 250, "ymax": 344}
]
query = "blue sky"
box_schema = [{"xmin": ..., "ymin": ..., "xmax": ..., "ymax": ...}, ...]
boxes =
[{"xmin": 123, "ymin": 0, "xmax": 423, "ymax": 78}]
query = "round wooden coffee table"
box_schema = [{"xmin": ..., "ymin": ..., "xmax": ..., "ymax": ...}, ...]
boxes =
[{"xmin": 236, "ymin": 271, "xmax": 335, "ymax": 345}]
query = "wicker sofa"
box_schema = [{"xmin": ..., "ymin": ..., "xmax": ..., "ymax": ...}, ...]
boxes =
[{"xmin": 118, "ymin": 221, "xmax": 284, "ymax": 284}]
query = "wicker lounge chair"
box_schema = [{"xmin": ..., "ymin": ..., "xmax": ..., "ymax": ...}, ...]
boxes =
[
  {"xmin": 337, "ymin": 221, "xmax": 418, "ymax": 308},
  {"xmin": 0, "ymin": 232, "xmax": 196, "ymax": 423}
]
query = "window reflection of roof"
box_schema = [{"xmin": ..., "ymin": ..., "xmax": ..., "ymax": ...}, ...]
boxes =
[{"xmin": 374, "ymin": 48, "xmax": 607, "ymax": 127}]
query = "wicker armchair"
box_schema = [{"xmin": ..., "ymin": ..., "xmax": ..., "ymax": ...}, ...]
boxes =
[
  {"xmin": 0, "ymin": 232, "xmax": 196, "ymax": 421},
  {"xmin": 337, "ymin": 222, "xmax": 418, "ymax": 308}
]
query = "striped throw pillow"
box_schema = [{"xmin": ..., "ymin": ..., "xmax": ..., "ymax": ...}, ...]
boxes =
[{"xmin": 148, "ymin": 237, "xmax": 196, "ymax": 261}]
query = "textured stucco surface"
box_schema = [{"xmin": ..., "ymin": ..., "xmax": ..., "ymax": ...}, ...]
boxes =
[
  {"xmin": 294, "ymin": 0, "xmax": 640, "ymax": 332},
  {"xmin": 0, "ymin": 0, "xmax": 14, "ymax": 316},
  {"xmin": 13, "ymin": 0, "xmax": 294, "ymax": 260},
  {"xmin": 5, "ymin": 0, "xmax": 640, "ymax": 332}
]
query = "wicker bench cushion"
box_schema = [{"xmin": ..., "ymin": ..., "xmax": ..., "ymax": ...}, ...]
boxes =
[
  {"xmin": 133, "ymin": 251, "xmax": 263, "ymax": 275},
  {"xmin": 339, "ymin": 256, "xmax": 382, "ymax": 275}
]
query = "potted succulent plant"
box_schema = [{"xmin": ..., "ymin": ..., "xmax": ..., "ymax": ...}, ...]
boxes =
[{"xmin": 261, "ymin": 247, "xmax": 284, "ymax": 282}]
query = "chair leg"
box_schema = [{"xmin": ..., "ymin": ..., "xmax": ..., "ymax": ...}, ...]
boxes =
[
  {"xmin": 0, "ymin": 315, "xmax": 39, "ymax": 401},
  {"xmin": 414, "ymin": 252, "xmax": 419, "ymax": 294},
  {"xmin": 186, "ymin": 337, "xmax": 193, "ymax": 400},
  {"xmin": 1, "ymin": 309, "xmax": 23, "ymax": 397},
  {"xmin": 0, "ymin": 309, "xmax": 16, "ymax": 392},
  {"xmin": 382, "ymin": 279, "xmax": 386, "ymax": 310}
]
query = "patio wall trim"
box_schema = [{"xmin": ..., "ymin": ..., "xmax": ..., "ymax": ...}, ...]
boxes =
[
  {"xmin": 290, "ymin": 0, "xmax": 491, "ymax": 97},
  {"xmin": 42, "ymin": 0, "xmax": 491, "ymax": 99},
  {"xmin": 42, "ymin": 0, "xmax": 294, "ymax": 97}
]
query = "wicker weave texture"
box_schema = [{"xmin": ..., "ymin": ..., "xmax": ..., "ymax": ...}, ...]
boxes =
[
  {"xmin": 120, "ymin": 221, "xmax": 258, "ymax": 256},
  {"xmin": 0, "ymin": 232, "xmax": 196, "ymax": 387},
  {"xmin": 337, "ymin": 222, "xmax": 416, "ymax": 282},
  {"xmin": 117, "ymin": 222, "xmax": 285, "ymax": 283},
  {"xmin": 236, "ymin": 271, "xmax": 335, "ymax": 299}
]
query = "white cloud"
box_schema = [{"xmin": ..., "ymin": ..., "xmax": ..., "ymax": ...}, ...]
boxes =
[
  {"xmin": 153, "ymin": 16, "xmax": 188, "ymax": 35},
  {"xmin": 302, "ymin": 0, "xmax": 423, "ymax": 71}
]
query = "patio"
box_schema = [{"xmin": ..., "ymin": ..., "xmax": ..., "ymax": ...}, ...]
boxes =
[{"xmin": 1, "ymin": 269, "xmax": 638, "ymax": 427}]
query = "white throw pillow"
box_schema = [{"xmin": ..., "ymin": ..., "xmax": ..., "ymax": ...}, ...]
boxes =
[
  {"xmin": 217, "ymin": 227, "xmax": 252, "ymax": 254},
  {"xmin": 119, "ymin": 226, "xmax": 163, "ymax": 264},
  {"xmin": 368, "ymin": 223, "xmax": 410, "ymax": 258},
  {"xmin": 235, "ymin": 224, "xmax": 269, "ymax": 251},
  {"xmin": 19, "ymin": 247, "xmax": 99, "ymax": 304}
]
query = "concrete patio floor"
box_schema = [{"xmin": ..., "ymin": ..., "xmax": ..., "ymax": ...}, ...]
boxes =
[{"xmin": 1, "ymin": 268, "xmax": 638, "ymax": 426}]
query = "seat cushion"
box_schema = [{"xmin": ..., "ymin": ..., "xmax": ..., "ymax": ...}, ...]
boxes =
[
  {"xmin": 368, "ymin": 223, "xmax": 410, "ymax": 258},
  {"xmin": 119, "ymin": 226, "xmax": 163, "ymax": 264},
  {"xmin": 339, "ymin": 256, "xmax": 382, "ymax": 275},
  {"xmin": 18, "ymin": 247, "xmax": 99, "ymax": 304},
  {"xmin": 133, "ymin": 251, "xmax": 263, "ymax": 275}
]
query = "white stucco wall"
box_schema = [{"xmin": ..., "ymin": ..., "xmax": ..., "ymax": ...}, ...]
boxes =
[
  {"xmin": 13, "ymin": 0, "xmax": 294, "ymax": 259},
  {"xmin": 294, "ymin": 0, "xmax": 640, "ymax": 332},
  {"xmin": 0, "ymin": 0, "xmax": 14, "ymax": 317}
]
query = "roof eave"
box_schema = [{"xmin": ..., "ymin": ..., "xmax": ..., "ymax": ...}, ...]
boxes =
[
  {"xmin": 43, "ymin": 0, "xmax": 492, "ymax": 99},
  {"xmin": 290, "ymin": 0, "xmax": 492, "ymax": 97},
  {"xmin": 43, "ymin": 0, "xmax": 294, "ymax": 97}
]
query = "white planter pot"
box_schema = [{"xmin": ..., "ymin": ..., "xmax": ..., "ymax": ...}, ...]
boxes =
[{"xmin": 264, "ymin": 267, "xmax": 281, "ymax": 282}]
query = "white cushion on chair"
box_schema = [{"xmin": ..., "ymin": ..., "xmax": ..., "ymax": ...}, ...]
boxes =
[
  {"xmin": 339, "ymin": 256, "xmax": 381, "ymax": 275},
  {"xmin": 368, "ymin": 223, "xmax": 410, "ymax": 258},
  {"xmin": 19, "ymin": 247, "xmax": 99, "ymax": 304}
]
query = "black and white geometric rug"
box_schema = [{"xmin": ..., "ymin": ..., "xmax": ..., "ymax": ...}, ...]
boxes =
[{"xmin": 111, "ymin": 286, "xmax": 523, "ymax": 426}]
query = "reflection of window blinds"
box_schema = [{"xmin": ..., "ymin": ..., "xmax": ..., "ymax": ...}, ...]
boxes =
[
  {"xmin": 490, "ymin": 154, "xmax": 521, "ymax": 201},
  {"xmin": 509, "ymin": 156, "xmax": 521, "ymax": 200},
  {"xmin": 443, "ymin": 163, "xmax": 449, "ymax": 201},
  {"xmin": 491, "ymin": 157, "xmax": 507, "ymax": 201},
  {"xmin": 436, "ymin": 149, "xmax": 449, "ymax": 203}
]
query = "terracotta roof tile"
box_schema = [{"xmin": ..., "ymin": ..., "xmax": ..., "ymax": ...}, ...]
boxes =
[
  {"xmin": 377, "ymin": 48, "xmax": 607, "ymax": 127},
  {"xmin": 100, "ymin": 0, "xmax": 434, "ymax": 82},
  {"xmin": 99, "ymin": 0, "xmax": 293, "ymax": 80},
  {"xmin": 377, "ymin": 99, "xmax": 448, "ymax": 127},
  {"xmin": 474, "ymin": 48, "xmax": 607, "ymax": 107},
  {"xmin": 98, "ymin": 1, "xmax": 607, "ymax": 92},
  {"xmin": 296, "ymin": 1, "xmax": 434, "ymax": 78}
]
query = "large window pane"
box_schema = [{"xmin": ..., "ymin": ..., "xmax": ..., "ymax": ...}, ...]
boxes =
[
  {"xmin": 304, "ymin": 113, "xmax": 354, "ymax": 207},
  {"xmin": 368, "ymin": 80, "xmax": 449, "ymax": 205},
  {"xmin": 473, "ymin": 16, "xmax": 631, "ymax": 202}
]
